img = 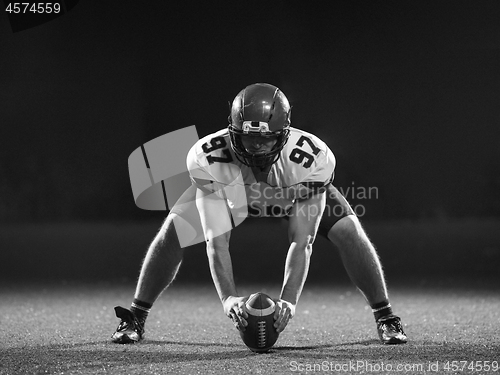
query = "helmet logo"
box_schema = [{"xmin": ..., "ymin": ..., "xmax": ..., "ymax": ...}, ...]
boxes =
[{"xmin": 242, "ymin": 121, "xmax": 270, "ymax": 134}]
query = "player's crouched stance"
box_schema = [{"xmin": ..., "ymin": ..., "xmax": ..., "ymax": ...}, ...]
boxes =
[{"xmin": 111, "ymin": 83, "xmax": 407, "ymax": 346}]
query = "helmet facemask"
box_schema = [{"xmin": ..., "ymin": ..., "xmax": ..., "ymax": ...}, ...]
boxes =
[{"xmin": 229, "ymin": 122, "xmax": 290, "ymax": 169}]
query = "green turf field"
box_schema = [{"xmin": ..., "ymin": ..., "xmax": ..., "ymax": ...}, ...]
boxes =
[{"xmin": 1, "ymin": 281, "xmax": 499, "ymax": 374}]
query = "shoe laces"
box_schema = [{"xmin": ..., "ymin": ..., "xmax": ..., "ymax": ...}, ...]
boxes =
[
  {"xmin": 116, "ymin": 319, "xmax": 134, "ymax": 332},
  {"xmin": 378, "ymin": 316, "xmax": 404, "ymax": 333}
]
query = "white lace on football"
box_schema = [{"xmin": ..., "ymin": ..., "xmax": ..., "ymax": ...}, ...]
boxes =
[{"xmin": 257, "ymin": 321, "xmax": 267, "ymax": 348}]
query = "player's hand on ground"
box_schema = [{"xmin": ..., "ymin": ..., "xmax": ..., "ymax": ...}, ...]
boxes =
[
  {"xmin": 223, "ymin": 296, "xmax": 249, "ymax": 331},
  {"xmin": 273, "ymin": 299, "xmax": 296, "ymax": 333}
]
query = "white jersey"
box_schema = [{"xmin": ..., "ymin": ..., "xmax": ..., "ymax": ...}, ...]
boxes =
[{"xmin": 187, "ymin": 127, "xmax": 336, "ymax": 217}]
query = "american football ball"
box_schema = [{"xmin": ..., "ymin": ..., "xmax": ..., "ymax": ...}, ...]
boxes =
[{"xmin": 239, "ymin": 292, "xmax": 280, "ymax": 353}]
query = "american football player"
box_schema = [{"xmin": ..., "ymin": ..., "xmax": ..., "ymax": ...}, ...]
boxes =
[{"xmin": 112, "ymin": 83, "xmax": 407, "ymax": 345}]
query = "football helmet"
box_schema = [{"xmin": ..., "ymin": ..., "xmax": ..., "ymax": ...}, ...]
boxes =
[{"xmin": 228, "ymin": 83, "xmax": 291, "ymax": 169}]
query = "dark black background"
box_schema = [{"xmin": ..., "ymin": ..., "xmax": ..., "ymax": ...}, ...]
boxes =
[{"xmin": 1, "ymin": 0, "xmax": 499, "ymax": 223}]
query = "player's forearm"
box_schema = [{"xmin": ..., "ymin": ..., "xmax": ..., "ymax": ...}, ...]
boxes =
[
  {"xmin": 206, "ymin": 242, "xmax": 238, "ymax": 303},
  {"xmin": 280, "ymin": 241, "xmax": 313, "ymax": 305}
]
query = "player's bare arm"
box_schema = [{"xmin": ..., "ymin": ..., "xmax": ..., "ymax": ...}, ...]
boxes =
[
  {"xmin": 194, "ymin": 187, "xmax": 248, "ymax": 331},
  {"xmin": 274, "ymin": 191, "xmax": 326, "ymax": 333}
]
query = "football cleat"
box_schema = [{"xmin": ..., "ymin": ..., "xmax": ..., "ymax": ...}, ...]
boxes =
[
  {"xmin": 111, "ymin": 306, "xmax": 145, "ymax": 344},
  {"xmin": 376, "ymin": 315, "xmax": 407, "ymax": 344}
]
